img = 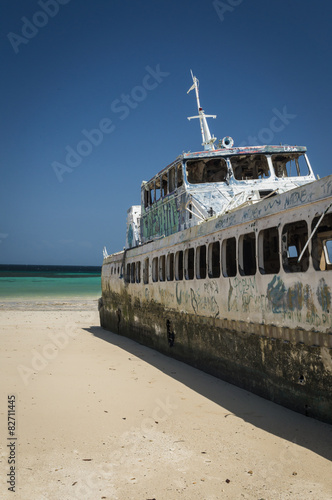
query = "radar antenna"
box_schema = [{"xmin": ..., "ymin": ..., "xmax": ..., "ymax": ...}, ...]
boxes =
[{"xmin": 187, "ymin": 70, "xmax": 217, "ymax": 151}]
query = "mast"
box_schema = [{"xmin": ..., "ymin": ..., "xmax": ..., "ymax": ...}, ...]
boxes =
[{"xmin": 187, "ymin": 70, "xmax": 217, "ymax": 151}]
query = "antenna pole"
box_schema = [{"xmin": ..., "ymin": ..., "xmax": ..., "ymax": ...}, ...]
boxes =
[{"xmin": 187, "ymin": 70, "xmax": 217, "ymax": 151}]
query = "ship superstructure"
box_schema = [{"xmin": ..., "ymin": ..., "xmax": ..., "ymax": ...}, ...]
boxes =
[{"xmin": 126, "ymin": 72, "xmax": 315, "ymax": 247}]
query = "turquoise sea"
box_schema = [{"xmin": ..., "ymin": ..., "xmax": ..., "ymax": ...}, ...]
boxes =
[{"xmin": 0, "ymin": 264, "xmax": 101, "ymax": 300}]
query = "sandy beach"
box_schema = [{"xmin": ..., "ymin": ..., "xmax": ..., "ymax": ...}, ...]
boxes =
[{"xmin": 0, "ymin": 299, "xmax": 331, "ymax": 500}]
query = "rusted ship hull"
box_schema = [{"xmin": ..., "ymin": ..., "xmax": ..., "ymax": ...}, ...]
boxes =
[{"xmin": 100, "ymin": 176, "xmax": 332, "ymax": 424}]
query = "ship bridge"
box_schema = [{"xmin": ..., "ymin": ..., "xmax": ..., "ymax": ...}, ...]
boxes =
[
  {"xmin": 124, "ymin": 144, "xmax": 315, "ymax": 247},
  {"xmin": 125, "ymin": 72, "xmax": 316, "ymax": 248}
]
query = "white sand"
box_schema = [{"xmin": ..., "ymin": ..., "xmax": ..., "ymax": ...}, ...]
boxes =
[{"xmin": 0, "ymin": 300, "xmax": 331, "ymax": 499}]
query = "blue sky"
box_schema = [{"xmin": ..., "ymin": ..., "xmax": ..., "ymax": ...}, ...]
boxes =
[{"xmin": 1, "ymin": 0, "xmax": 332, "ymax": 266}]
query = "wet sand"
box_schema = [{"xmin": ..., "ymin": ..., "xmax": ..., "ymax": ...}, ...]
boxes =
[{"xmin": 0, "ymin": 299, "xmax": 331, "ymax": 499}]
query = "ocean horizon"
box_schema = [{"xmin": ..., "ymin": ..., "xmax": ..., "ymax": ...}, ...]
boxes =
[{"xmin": 0, "ymin": 264, "xmax": 102, "ymax": 300}]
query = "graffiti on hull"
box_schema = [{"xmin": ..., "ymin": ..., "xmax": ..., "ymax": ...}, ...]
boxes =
[
  {"xmin": 227, "ymin": 274, "xmax": 332, "ymax": 328},
  {"xmin": 176, "ymin": 281, "xmax": 220, "ymax": 318},
  {"xmin": 227, "ymin": 276, "xmax": 260, "ymax": 313},
  {"xmin": 142, "ymin": 197, "xmax": 180, "ymax": 240},
  {"xmin": 267, "ymin": 276, "xmax": 332, "ymax": 327}
]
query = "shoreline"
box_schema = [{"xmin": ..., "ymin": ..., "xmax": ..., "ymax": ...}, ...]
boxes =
[{"xmin": 0, "ymin": 296, "xmax": 100, "ymax": 311}]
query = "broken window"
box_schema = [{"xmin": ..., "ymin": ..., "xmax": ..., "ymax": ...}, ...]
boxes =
[
  {"xmin": 311, "ymin": 214, "xmax": 332, "ymax": 271},
  {"xmin": 126, "ymin": 263, "xmax": 131, "ymax": 283},
  {"xmin": 149, "ymin": 182, "xmax": 155, "ymax": 204},
  {"xmin": 144, "ymin": 182, "xmax": 155, "ymax": 207},
  {"xmin": 161, "ymin": 173, "xmax": 168, "ymax": 197},
  {"xmin": 175, "ymin": 250, "xmax": 183, "ymax": 280},
  {"xmin": 136, "ymin": 261, "xmax": 141, "ymax": 283},
  {"xmin": 272, "ymin": 153, "xmax": 310, "ymax": 178},
  {"xmin": 152, "ymin": 257, "xmax": 158, "ymax": 282},
  {"xmin": 185, "ymin": 248, "xmax": 195, "ymax": 280},
  {"xmin": 239, "ymin": 233, "xmax": 256, "ymax": 276},
  {"xmin": 282, "ymin": 221, "xmax": 309, "ymax": 272},
  {"xmin": 143, "ymin": 258, "xmax": 149, "ymax": 284},
  {"xmin": 159, "ymin": 255, "xmax": 166, "ymax": 281},
  {"xmin": 196, "ymin": 245, "xmax": 207, "ymax": 279},
  {"xmin": 169, "ymin": 166, "xmax": 175, "ymax": 193},
  {"xmin": 167, "ymin": 253, "xmax": 174, "ymax": 281},
  {"xmin": 230, "ymin": 154, "xmax": 270, "ymax": 180},
  {"xmin": 177, "ymin": 164, "xmax": 183, "ymax": 187},
  {"xmin": 144, "ymin": 187, "xmax": 150, "ymax": 208},
  {"xmin": 258, "ymin": 227, "xmax": 280, "ymax": 274},
  {"xmin": 186, "ymin": 157, "xmax": 228, "ymax": 184},
  {"xmin": 130, "ymin": 262, "xmax": 136, "ymax": 283},
  {"xmin": 208, "ymin": 241, "xmax": 220, "ymax": 278},
  {"xmin": 222, "ymin": 237, "xmax": 237, "ymax": 277},
  {"xmin": 155, "ymin": 177, "xmax": 161, "ymax": 201}
]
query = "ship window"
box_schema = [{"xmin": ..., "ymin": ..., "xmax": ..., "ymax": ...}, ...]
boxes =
[
  {"xmin": 169, "ymin": 167, "xmax": 176, "ymax": 193},
  {"xmin": 186, "ymin": 157, "xmax": 228, "ymax": 184},
  {"xmin": 144, "ymin": 187, "xmax": 150, "ymax": 208},
  {"xmin": 196, "ymin": 245, "xmax": 207, "ymax": 279},
  {"xmin": 152, "ymin": 257, "xmax": 158, "ymax": 282},
  {"xmin": 162, "ymin": 173, "xmax": 168, "ymax": 197},
  {"xmin": 239, "ymin": 233, "xmax": 256, "ymax": 276},
  {"xmin": 126, "ymin": 263, "xmax": 131, "ymax": 283},
  {"xmin": 272, "ymin": 153, "xmax": 310, "ymax": 178},
  {"xmin": 131, "ymin": 262, "xmax": 136, "ymax": 283},
  {"xmin": 159, "ymin": 255, "xmax": 166, "ymax": 281},
  {"xmin": 282, "ymin": 221, "xmax": 309, "ymax": 272},
  {"xmin": 311, "ymin": 214, "xmax": 332, "ymax": 271},
  {"xmin": 185, "ymin": 248, "xmax": 195, "ymax": 280},
  {"xmin": 230, "ymin": 154, "xmax": 270, "ymax": 180},
  {"xmin": 155, "ymin": 177, "xmax": 161, "ymax": 201},
  {"xmin": 222, "ymin": 237, "xmax": 237, "ymax": 277},
  {"xmin": 208, "ymin": 241, "xmax": 220, "ymax": 278},
  {"xmin": 136, "ymin": 261, "xmax": 141, "ymax": 283},
  {"xmin": 258, "ymin": 227, "xmax": 280, "ymax": 274},
  {"xmin": 143, "ymin": 258, "xmax": 149, "ymax": 284},
  {"xmin": 167, "ymin": 253, "xmax": 174, "ymax": 281},
  {"xmin": 144, "ymin": 181, "xmax": 155, "ymax": 208},
  {"xmin": 175, "ymin": 250, "xmax": 183, "ymax": 280},
  {"xmin": 326, "ymin": 241, "xmax": 332, "ymax": 264},
  {"xmin": 177, "ymin": 164, "xmax": 183, "ymax": 187}
]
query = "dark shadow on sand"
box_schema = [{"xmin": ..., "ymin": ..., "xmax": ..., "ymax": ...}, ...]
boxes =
[{"xmin": 85, "ymin": 324, "xmax": 332, "ymax": 462}]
